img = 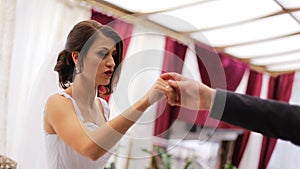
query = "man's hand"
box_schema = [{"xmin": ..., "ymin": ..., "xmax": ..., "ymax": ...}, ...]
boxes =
[{"xmin": 161, "ymin": 72, "xmax": 216, "ymax": 110}]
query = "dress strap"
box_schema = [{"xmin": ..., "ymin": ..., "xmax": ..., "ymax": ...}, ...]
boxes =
[{"xmin": 58, "ymin": 91, "xmax": 84, "ymax": 122}]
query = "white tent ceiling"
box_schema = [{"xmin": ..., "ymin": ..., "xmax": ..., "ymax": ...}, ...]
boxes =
[{"xmin": 82, "ymin": 0, "xmax": 300, "ymax": 75}]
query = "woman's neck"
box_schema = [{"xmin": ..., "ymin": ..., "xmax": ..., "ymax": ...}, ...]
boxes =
[{"xmin": 71, "ymin": 74, "xmax": 98, "ymax": 108}]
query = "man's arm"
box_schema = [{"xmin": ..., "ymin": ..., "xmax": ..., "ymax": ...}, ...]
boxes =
[
  {"xmin": 210, "ymin": 89, "xmax": 300, "ymax": 145},
  {"xmin": 161, "ymin": 72, "xmax": 300, "ymax": 146}
]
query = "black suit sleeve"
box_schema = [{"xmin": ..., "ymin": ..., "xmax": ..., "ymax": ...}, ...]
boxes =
[{"xmin": 210, "ymin": 89, "xmax": 300, "ymax": 146}]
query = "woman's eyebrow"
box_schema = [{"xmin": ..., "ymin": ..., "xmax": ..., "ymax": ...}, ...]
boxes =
[
  {"xmin": 97, "ymin": 47, "xmax": 109, "ymax": 50},
  {"xmin": 98, "ymin": 46, "xmax": 117, "ymax": 51}
]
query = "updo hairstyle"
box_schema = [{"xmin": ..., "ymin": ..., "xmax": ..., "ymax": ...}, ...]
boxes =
[{"xmin": 54, "ymin": 20, "xmax": 123, "ymax": 95}]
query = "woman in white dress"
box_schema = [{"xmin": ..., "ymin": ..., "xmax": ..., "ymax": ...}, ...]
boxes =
[{"xmin": 43, "ymin": 20, "xmax": 173, "ymax": 169}]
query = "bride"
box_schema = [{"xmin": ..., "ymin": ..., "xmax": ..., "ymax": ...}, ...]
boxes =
[{"xmin": 41, "ymin": 20, "xmax": 173, "ymax": 169}]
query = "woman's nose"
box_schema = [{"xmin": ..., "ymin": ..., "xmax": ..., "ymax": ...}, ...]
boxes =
[{"xmin": 106, "ymin": 55, "xmax": 115, "ymax": 68}]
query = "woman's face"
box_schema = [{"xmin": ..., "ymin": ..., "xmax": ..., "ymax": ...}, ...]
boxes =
[{"xmin": 83, "ymin": 33, "xmax": 117, "ymax": 86}]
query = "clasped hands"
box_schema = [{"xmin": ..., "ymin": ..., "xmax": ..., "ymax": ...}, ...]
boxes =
[{"xmin": 149, "ymin": 72, "xmax": 216, "ymax": 111}]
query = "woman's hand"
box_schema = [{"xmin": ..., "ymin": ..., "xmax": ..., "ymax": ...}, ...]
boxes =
[
  {"xmin": 161, "ymin": 72, "xmax": 216, "ymax": 110},
  {"xmin": 144, "ymin": 78, "xmax": 175, "ymax": 106}
]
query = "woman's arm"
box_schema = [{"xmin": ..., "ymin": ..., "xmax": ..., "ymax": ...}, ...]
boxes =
[{"xmin": 44, "ymin": 78, "xmax": 173, "ymax": 160}]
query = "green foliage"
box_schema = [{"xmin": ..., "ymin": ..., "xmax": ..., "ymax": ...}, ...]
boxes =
[
  {"xmin": 183, "ymin": 159, "xmax": 192, "ymax": 169},
  {"xmin": 224, "ymin": 163, "xmax": 237, "ymax": 169},
  {"xmin": 142, "ymin": 145, "xmax": 192, "ymax": 169},
  {"xmin": 104, "ymin": 162, "xmax": 116, "ymax": 169}
]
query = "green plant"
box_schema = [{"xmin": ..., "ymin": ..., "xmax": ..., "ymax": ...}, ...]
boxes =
[
  {"xmin": 224, "ymin": 163, "xmax": 237, "ymax": 169},
  {"xmin": 104, "ymin": 162, "xmax": 116, "ymax": 169},
  {"xmin": 142, "ymin": 145, "xmax": 192, "ymax": 169}
]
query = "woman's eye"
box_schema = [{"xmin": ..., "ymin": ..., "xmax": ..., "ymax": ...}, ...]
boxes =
[
  {"xmin": 112, "ymin": 51, "xmax": 117, "ymax": 58},
  {"xmin": 98, "ymin": 51, "xmax": 107, "ymax": 58}
]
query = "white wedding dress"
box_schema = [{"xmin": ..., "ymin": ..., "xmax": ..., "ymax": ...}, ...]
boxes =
[{"xmin": 45, "ymin": 91, "xmax": 113, "ymax": 169}]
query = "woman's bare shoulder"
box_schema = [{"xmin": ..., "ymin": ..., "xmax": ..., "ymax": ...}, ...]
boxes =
[
  {"xmin": 44, "ymin": 93, "xmax": 75, "ymax": 134},
  {"xmin": 45, "ymin": 93, "xmax": 73, "ymax": 113}
]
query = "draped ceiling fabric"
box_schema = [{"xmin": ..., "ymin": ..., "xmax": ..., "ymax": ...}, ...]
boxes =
[
  {"xmin": 267, "ymin": 71, "xmax": 300, "ymax": 169},
  {"xmin": 154, "ymin": 39, "xmax": 249, "ymax": 137},
  {"xmin": 232, "ymin": 70, "xmax": 263, "ymax": 167},
  {"xmin": 259, "ymin": 72, "xmax": 295, "ymax": 169},
  {"xmin": 194, "ymin": 42, "xmax": 248, "ymax": 128}
]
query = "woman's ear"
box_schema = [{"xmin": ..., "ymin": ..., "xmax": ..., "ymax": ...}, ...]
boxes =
[{"xmin": 71, "ymin": 51, "xmax": 80, "ymax": 64}]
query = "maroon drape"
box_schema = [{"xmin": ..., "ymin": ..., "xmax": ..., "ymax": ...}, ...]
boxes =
[
  {"xmin": 91, "ymin": 9, "xmax": 134, "ymax": 101},
  {"xmin": 231, "ymin": 70, "xmax": 263, "ymax": 167},
  {"xmin": 218, "ymin": 53, "xmax": 248, "ymax": 91},
  {"xmin": 91, "ymin": 9, "xmax": 133, "ymax": 58},
  {"xmin": 258, "ymin": 72, "xmax": 295, "ymax": 169},
  {"xmin": 154, "ymin": 37, "xmax": 187, "ymax": 137},
  {"xmin": 195, "ymin": 43, "xmax": 227, "ymax": 89},
  {"xmin": 195, "ymin": 43, "xmax": 247, "ymax": 91},
  {"xmin": 192, "ymin": 42, "xmax": 248, "ymax": 128}
]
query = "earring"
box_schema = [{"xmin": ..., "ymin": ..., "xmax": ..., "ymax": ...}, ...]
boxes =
[
  {"xmin": 65, "ymin": 81, "xmax": 71, "ymax": 87},
  {"xmin": 75, "ymin": 65, "xmax": 79, "ymax": 73}
]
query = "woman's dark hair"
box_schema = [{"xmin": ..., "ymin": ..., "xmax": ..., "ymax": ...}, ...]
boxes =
[{"xmin": 54, "ymin": 20, "xmax": 123, "ymax": 95}]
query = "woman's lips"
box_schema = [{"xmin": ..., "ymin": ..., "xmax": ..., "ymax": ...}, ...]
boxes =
[{"xmin": 104, "ymin": 70, "xmax": 113, "ymax": 76}]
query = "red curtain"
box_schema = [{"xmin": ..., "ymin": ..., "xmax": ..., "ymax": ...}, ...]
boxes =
[
  {"xmin": 258, "ymin": 72, "xmax": 295, "ymax": 169},
  {"xmin": 192, "ymin": 42, "xmax": 248, "ymax": 128},
  {"xmin": 231, "ymin": 70, "xmax": 263, "ymax": 167},
  {"xmin": 91, "ymin": 9, "xmax": 134, "ymax": 101},
  {"xmin": 195, "ymin": 43, "xmax": 247, "ymax": 91},
  {"xmin": 91, "ymin": 9, "xmax": 133, "ymax": 58},
  {"xmin": 154, "ymin": 37, "xmax": 187, "ymax": 137},
  {"xmin": 218, "ymin": 53, "xmax": 249, "ymax": 91}
]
